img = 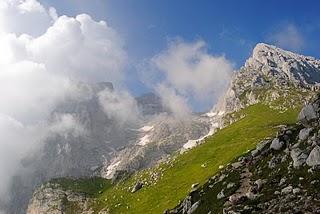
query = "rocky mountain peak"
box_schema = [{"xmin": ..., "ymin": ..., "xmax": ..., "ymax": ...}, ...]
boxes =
[
  {"xmin": 212, "ymin": 43, "xmax": 320, "ymax": 116},
  {"xmin": 244, "ymin": 43, "xmax": 320, "ymax": 87}
]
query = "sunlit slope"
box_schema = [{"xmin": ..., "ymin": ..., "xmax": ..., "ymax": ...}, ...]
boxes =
[{"xmin": 86, "ymin": 104, "xmax": 299, "ymax": 213}]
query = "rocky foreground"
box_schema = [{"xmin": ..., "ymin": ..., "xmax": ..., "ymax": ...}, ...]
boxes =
[{"xmin": 168, "ymin": 95, "xmax": 320, "ymax": 214}]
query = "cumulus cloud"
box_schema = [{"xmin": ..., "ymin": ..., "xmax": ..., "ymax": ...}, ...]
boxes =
[
  {"xmin": 268, "ymin": 23, "xmax": 305, "ymax": 51},
  {"xmin": 144, "ymin": 39, "xmax": 233, "ymax": 113},
  {"xmin": 99, "ymin": 88, "xmax": 140, "ymax": 126},
  {"xmin": 0, "ymin": 0, "xmax": 56, "ymax": 36},
  {"xmin": 0, "ymin": 0, "xmax": 127, "ymax": 207},
  {"xmin": 155, "ymin": 84, "xmax": 191, "ymax": 118}
]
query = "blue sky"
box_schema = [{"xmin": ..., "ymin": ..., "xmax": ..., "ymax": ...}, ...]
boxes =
[{"xmin": 42, "ymin": 0, "xmax": 320, "ymax": 95}]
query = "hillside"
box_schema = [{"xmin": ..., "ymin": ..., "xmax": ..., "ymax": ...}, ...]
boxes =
[
  {"xmin": 26, "ymin": 43, "xmax": 320, "ymax": 213},
  {"xmin": 169, "ymin": 95, "xmax": 320, "ymax": 213}
]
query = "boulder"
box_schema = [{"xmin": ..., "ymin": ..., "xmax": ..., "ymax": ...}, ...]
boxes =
[
  {"xmin": 131, "ymin": 182, "xmax": 143, "ymax": 193},
  {"xmin": 270, "ymin": 138, "xmax": 284, "ymax": 150},
  {"xmin": 254, "ymin": 179, "xmax": 264, "ymax": 192},
  {"xmin": 306, "ymin": 146, "xmax": 320, "ymax": 166},
  {"xmin": 186, "ymin": 201, "xmax": 200, "ymax": 214},
  {"xmin": 290, "ymin": 148, "xmax": 308, "ymax": 168},
  {"xmin": 298, "ymin": 104, "xmax": 319, "ymax": 126},
  {"xmin": 181, "ymin": 196, "xmax": 192, "ymax": 214},
  {"xmin": 293, "ymin": 188, "xmax": 301, "ymax": 194},
  {"xmin": 217, "ymin": 189, "xmax": 225, "ymax": 199},
  {"xmin": 281, "ymin": 185, "xmax": 293, "ymax": 194},
  {"xmin": 251, "ymin": 140, "xmax": 269, "ymax": 156},
  {"xmin": 298, "ymin": 128, "xmax": 313, "ymax": 141},
  {"xmin": 229, "ymin": 194, "xmax": 247, "ymax": 205},
  {"xmin": 227, "ymin": 183, "xmax": 235, "ymax": 189},
  {"xmin": 279, "ymin": 177, "xmax": 286, "ymax": 186}
]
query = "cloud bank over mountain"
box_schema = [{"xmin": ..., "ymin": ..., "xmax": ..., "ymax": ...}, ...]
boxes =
[
  {"xmin": 0, "ymin": 0, "xmax": 127, "ymax": 207},
  {"xmin": 0, "ymin": 0, "xmax": 234, "ymax": 211}
]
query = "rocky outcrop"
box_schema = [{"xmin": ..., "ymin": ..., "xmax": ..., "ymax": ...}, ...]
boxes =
[
  {"xmin": 26, "ymin": 183, "xmax": 87, "ymax": 214},
  {"xmin": 215, "ymin": 43, "xmax": 319, "ymax": 115}
]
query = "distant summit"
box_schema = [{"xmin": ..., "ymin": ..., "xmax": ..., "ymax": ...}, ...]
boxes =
[{"xmin": 245, "ymin": 43, "xmax": 320, "ymax": 87}]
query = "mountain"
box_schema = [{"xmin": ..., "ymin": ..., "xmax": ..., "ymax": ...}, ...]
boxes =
[
  {"xmin": 7, "ymin": 83, "xmax": 212, "ymax": 213},
  {"xmin": 213, "ymin": 43, "xmax": 320, "ymax": 115},
  {"xmin": 25, "ymin": 43, "xmax": 320, "ymax": 214}
]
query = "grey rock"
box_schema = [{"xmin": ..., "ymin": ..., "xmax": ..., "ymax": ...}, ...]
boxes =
[
  {"xmin": 306, "ymin": 145, "xmax": 320, "ymax": 166},
  {"xmin": 268, "ymin": 155, "xmax": 281, "ymax": 168},
  {"xmin": 279, "ymin": 177, "xmax": 286, "ymax": 186},
  {"xmin": 131, "ymin": 182, "xmax": 143, "ymax": 193},
  {"xmin": 290, "ymin": 148, "xmax": 308, "ymax": 168},
  {"xmin": 298, "ymin": 104, "xmax": 319, "ymax": 126},
  {"xmin": 217, "ymin": 189, "xmax": 225, "ymax": 199},
  {"xmin": 293, "ymin": 188, "xmax": 301, "ymax": 194},
  {"xmin": 281, "ymin": 185, "xmax": 293, "ymax": 194},
  {"xmin": 274, "ymin": 191, "xmax": 281, "ymax": 195},
  {"xmin": 181, "ymin": 196, "xmax": 192, "ymax": 214},
  {"xmin": 187, "ymin": 201, "xmax": 200, "ymax": 214},
  {"xmin": 229, "ymin": 194, "xmax": 247, "ymax": 205},
  {"xmin": 251, "ymin": 140, "xmax": 269, "ymax": 157},
  {"xmin": 254, "ymin": 179, "xmax": 264, "ymax": 192},
  {"xmin": 227, "ymin": 183, "xmax": 235, "ymax": 189},
  {"xmin": 299, "ymin": 128, "xmax": 313, "ymax": 141},
  {"xmin": 270, "ymin": 138, "xmax": 284, "ymax": 150}
]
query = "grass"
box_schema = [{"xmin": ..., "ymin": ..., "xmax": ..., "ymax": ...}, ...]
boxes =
[
  {"xmin": 50, "ymin": 177, "xmax": 112, "ymax": 197},
  {"xmin": 88, "ymin": 103, "xmax": 300, "ymax": 213}
]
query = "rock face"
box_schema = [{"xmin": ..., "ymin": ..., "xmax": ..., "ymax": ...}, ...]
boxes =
[
  {"xmin": 246, "ymin": 43, "xmax": 320, "ymax": 87},
  {"xmin": 216, "ymin": 43, "xmax": 320, "ymax": 114},
  {"xmin": 10, "ymin": 82, "xmax": 127, "ymax": 214},
  {"xmin": 136, "ymin": 92, "xmax": 165, "ymax": 116},
  {"xmin": 101, "ymin": 114, "xmax": 211, "ymax": 179},
  {"xmin": 26, "ymin": 183, "xmax": 89, "ymax": 214}
]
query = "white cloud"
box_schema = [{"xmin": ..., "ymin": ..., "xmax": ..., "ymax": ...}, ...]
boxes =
[
  {"xmin": 0, "ymin": 0, "xmax": 55, "ymax": 36},
  {"xmin": 268, "ymin": 23, "xmax": 304, "ymax": 51},
  {"xmin": 146, "ymin": 39, "xmax": 233, "ymax": 113},
  {"xmin": 0, "ymin": 0, "xmax": 127, "ymax": 207},
  {"xmin": 155, "ymin": 83, "xmax": 191, "ymax": 118},
  {"xmin": 99, "ymin": 88, "xmax": 140, "ymax": 126},
  {"xmin": 0, "ymin": 114, "xmax": 47, "ymax": 201}
]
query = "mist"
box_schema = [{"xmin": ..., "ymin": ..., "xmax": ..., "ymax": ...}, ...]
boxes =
[{"xmin": 0, "ymin": 0, "xmax": 127, "ymax": 210}]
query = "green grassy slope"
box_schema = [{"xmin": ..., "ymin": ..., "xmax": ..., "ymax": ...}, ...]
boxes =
[
  {"xmin": 50, "ymin": 177, "xmax": 112, "ymax": 197},
  {"xmin": 87, "ymin": 103, "xmax": 300, "ymax": 213}
]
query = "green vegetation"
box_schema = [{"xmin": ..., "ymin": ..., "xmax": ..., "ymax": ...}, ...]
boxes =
[
  {"xmin": 51, "ymin": 177, "xmax": 112, "ymax": 197},
  {"xmin": 89, "ymin": 103, "xmax": 300, "ymax": 213}
]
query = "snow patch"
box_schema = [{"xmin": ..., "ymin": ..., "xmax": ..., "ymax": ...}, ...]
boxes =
[
  {"xmin": 218, "ymin": 111, "xmax": 225, "ymax": 116},
  {"xmin": 105, "ymin": 160, "xmax": 121, "ymax": 179},
  {"xmin": 205, "ymin": 111, "xmax": 217, "ymax": 117},
  {"xmin": 137, "ymin": 134, "xmax": 150, "ymax": 146},
  {"xmin": 139, "ymin": 125, "xmax": 154, "ymax": 132},
  {"xmin": 183, "ymin": 140, "xmax": 198, "ymax": 149}
]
